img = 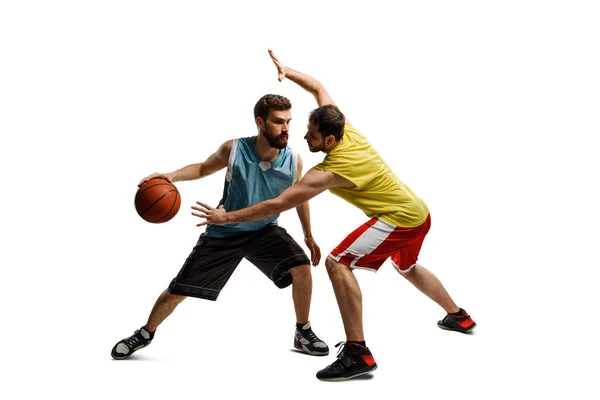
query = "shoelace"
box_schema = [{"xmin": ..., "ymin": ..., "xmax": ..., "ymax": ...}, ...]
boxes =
[
  {"xmin": 303, "ymin": 329, "xmax": 322, "ymax": 343},
  {"xmin": 125, "ymin": 330, "xmax": 142, "ymax": 348},
  {"xmin": 335, "ymin": 341, "xmax": 347, "ymax": 358}
]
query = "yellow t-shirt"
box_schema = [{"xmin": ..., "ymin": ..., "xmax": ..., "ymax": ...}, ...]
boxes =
[{"xmin": 313, "ymin": 126, "xmax": 429, "ymax": 228}]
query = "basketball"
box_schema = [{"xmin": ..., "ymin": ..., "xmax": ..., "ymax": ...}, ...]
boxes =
[{"xmin": 134, "ymin": 177, "xmax": 181, "ymax": 223}]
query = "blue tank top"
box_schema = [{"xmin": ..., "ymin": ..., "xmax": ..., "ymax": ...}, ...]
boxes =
[{"xmin": 205, "ymin": 136, "xmax": 298, "ymax": 237}]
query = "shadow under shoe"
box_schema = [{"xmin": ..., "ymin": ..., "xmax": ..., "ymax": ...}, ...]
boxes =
[
  {"xmin": 111, "ymin": 327, "xmax": 153, "ymax": 360},
  {"xmin": 437, "ymin": 308, "xmax": 477, "ymax": 333},
  {"xmin": 316, "ymin": 342, "xmax": 377, "ymax": 381}
]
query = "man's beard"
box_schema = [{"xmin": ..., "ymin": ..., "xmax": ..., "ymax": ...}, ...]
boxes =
[
  {"xmin": 307, "ymin": 141, "xmax": 325, "ymax": 153},
  {"xmin": 264, "ymin": 127, "xmax": 288, "ymax": 149}
]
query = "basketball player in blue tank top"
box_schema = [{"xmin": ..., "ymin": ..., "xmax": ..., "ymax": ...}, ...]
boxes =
[{"xmin": 111, "ymin": 95, "xmax": 329, "ymax": 360}]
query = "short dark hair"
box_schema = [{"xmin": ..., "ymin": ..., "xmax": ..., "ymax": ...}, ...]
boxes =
[
  {"xmin": 308, "ymin": 104, "xmax": 345, "ymax": 141},
  {"xmin": 253, "ymin": 94, "xmax": 292, "ymax": 122}
]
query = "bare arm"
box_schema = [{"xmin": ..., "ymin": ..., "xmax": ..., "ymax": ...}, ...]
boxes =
[
  {"xmin": 294, "ymin": 155, "xmax": 321, "ymax": 265},
  {"xmin": 294, "ymin": 155, "xmax": 313, "ymax": 238},
  {"xmin": 139, "ymin": 141, "xmax": 231, "ymax": 184},
  {"xmin": 269, "ymin": 49, "xmax": 352, "ymax": 126},
  {"xmin": 193, "ymin": 168, "xmax": 339, "ymax": 226}
]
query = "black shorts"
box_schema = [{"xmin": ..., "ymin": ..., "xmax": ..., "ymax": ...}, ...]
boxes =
[{"xmin": 168, "ymin": 225, "xmax": 310, "ymax": 301}]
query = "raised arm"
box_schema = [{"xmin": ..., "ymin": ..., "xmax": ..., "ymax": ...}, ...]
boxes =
[
  {"xmin": 269, "ymin": 49, "xmax": 334, "ymax": 107},
  {"xmin": 192, "ymin": 168, "xmax": 339, "ymax": 226},
  {"xmin": 269, "ymin": 50, "xmax": 351, "ymax": 126},
  {"xmin": 269, "ymin": 50, "xmax": 352, "ymax": 126},
  {"xmin": 139, "ymin": 141, "xmax": 231, "ymax": 185}
]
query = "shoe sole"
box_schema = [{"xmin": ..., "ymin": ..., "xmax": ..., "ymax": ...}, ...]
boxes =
[
  {"xmin": 294, "ymin": 343, "xmax": 329, "ymax": 356},
  {"xmin": 437, "ymin": 321, "xmax": 477, "ymax": 333},
  {"xmin": 317, "ymin": 365, "xmax": 378, "ymax": 381}
]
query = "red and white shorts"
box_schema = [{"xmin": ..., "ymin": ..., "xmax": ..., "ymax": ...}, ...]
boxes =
[{"xmin": 329, "ymin": 214, "xmax": 431, "ymax": 273}]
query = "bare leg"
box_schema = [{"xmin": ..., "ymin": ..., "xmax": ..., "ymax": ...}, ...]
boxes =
[
  {"xmin": 325, "ymin": 257, "xmax": 364, "ymax": 341},
  {"xmin": 399, "ymin": 264, "xmax": 460, "ymax": 313},
  {"xmin": 145, "ymin": 289, "xmax": 187, "ymax": 332},
  {"xmin": 288, "ymin": 264, "xmax": 312, "ymax": 324}
]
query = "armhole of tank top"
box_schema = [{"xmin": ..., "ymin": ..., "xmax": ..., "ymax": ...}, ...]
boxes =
[
  {"xmin": 226, "ymin": 139, "xmax": 239, "ymax": 182},
  {"xmin": 291, "ymin": 149, "xmax": 298, "ymax": 183}
]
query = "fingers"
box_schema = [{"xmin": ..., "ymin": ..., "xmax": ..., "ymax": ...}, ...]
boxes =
[
  {"xmin": 191, "ymin": 211, "xmax": 209, "ymax": 218},
  {"xmin": 307, "ymin": 242, "xmax": 321, "ymax": 266},
  {"xmin": 269, "ymin": 50, "xmax": 278, "ymax": 64},
  {"xmin": 192, "ymin": 206, "xmax": 210, "ymax": 228},
  {"xmin": 194, "ymin": 201, "xmax": 215, "ymax": 210},
  {"xmin": 191, "ymin": 200, "xmax": 211, "ymax": 219},
  {"xmin": 268, "ymin": 49, "xmax": 286, "ymax": 81},
  {"xmin": 138, "ymin": 174, "xmax": 156, "ymax": 186},
  {"xmin": 313, "ymin": 248, "xmax": 321, "ymax": 266},
  {"xmin": 138, "ymin": 173, "xmax": 170, "ymax": 186},
  {"xmin": 191, "ymin": 202, "xmax": 228, "ymax": 228},
  {"xmin": 312, "ymin": 242, "xmax": 321, "ymax": 266}
]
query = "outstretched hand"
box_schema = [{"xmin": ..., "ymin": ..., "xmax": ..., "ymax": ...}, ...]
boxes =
[
  {"xmin": 192, "ymin": 202, "xmax": 228, "ymax": 227},
  {"xmin": 268, "ymin": 49, "xmax": 286, "ymax": 82}
]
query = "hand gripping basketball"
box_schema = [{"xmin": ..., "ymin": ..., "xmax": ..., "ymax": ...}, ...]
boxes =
[{"xmin": 134, "ymin": 177, "xmax": 181, "ymax": 223}]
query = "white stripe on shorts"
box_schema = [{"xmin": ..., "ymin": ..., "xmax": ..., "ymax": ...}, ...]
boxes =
[
  {"xmin": 392, "ymin": 260, "xmax": 417, "ymax": 274},
  {"xmin": 330, "ymin": 219, "xmax": 395, "ymax": 268}
]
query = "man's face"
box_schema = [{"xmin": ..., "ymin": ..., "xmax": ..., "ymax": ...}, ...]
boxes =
[
  {"xmin": 263, "ymin": 109, "xmax": 292, "ymax": 149},
  {"xmin": 304, "ymin": 122, "xmax": 326, "ymax": 153}
]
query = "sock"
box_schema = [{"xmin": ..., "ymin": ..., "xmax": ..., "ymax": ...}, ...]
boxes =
[
  {"xmin": 296, "ymin": 322, "xmax": 310, "ymax": 330},
  {"xmin": 450, "ymin": 308, "xmax": 464, "ymax": 317},
  {"xmin": 141, "ymin": 326, "xmax": 155, "ymax": 340},
  {"xmin": 348, "ymin": 340, "xmax": 366, "ymax": 347}
]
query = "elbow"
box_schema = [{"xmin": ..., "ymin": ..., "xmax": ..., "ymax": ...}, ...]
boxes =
[
  {"xmin": 196, "ymin": 164, "xmax": 204, "ymax": 179},
  {"xmin": 272, "ymin": 198, "xmax": 293, "ymax": 214},
  {"xmin": 315, "ymin": 86, "xmax": 326, "ymax": 98}
]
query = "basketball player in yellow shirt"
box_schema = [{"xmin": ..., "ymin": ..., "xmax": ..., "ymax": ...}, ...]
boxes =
[{"xmin": 193, "ymin": 50, "xmax": 476, "ymax": 381}]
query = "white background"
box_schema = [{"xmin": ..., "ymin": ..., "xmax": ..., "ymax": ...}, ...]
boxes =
[{"xmin": 1, "ymin": 1, "xmax": 599, "ymax": 399}]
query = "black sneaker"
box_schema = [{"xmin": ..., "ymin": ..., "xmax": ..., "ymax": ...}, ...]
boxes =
[
  {"xmin": 111, "ymin": 327, "xmax": 154, "ymax": 360},
  {"xmin": 437, "ymin": 308, "xmax": 477, "ymax": 333},
  {"xmin": 316, "ymin": 342, "xmax": 377, "ymax": 381},
  {"xmin": 294, "ymin": 322, "xmax": 329, "ymax": 356}
]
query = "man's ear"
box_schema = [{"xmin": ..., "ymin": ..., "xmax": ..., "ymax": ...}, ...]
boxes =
[
  {"xmin": 325, "ymin": 135, "xmax": 337, "ymax": 146},
  {"xmin": 256, "ymin": 116, "xmax": 265, "ymax": 130}
]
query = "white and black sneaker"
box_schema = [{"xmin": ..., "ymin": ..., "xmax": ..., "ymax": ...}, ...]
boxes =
[
  {"xmin": 294, "ymin": 322, "xmax": 329, "ymax": 356},
  {"xmin": 111, "ymin": 327, "xmax": 154, "ymax": 360}
]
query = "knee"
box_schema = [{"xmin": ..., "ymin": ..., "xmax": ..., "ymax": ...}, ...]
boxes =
[
  {"xmin": 163, "ymin": 292, "xmax": 186, "ymax": 307},
  {"xmin": 288, "ymin": 264, "xmax": 311, "ymax": 282},
  {"xmin": 400, "ymin": 267, "xmax": 416, "ymax": 279},
  {"xmin": 324, "ymin": 256, "xmax": 342, "ymax": 277},
  {"xmin": 401, "ymin": 263, "xmax": 421, "ymax": 278}
]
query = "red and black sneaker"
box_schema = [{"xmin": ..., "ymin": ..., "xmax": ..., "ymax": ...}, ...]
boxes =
[
  {"xmin": 316, "ymin": 342, "xmax": 377, "ymax": 381},
  {"xmin": 437, "ymin": 308, "xmax": 476, "ymax": 333}
]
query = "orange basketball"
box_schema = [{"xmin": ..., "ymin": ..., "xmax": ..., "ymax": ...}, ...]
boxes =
[{"xmin": 134, "ymin": 177, "xmax": 181, "ymax": 223}]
